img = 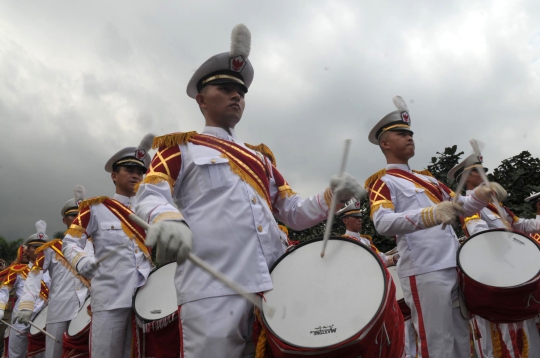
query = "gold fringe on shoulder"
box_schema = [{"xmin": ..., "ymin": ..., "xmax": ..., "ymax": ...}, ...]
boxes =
[
  {"xmin": 364, "ymin": 169, "xmax": 387, "ymax": 189},
  {"xmin": 412, "ymin": 169, "xmax": 434, "ymax": 177},
  {"xmin": 136, "ymin": 173, "xmax": 175, "ymax": 194},
  {"xmin": 54, "ymin": 252, "xmax": 90, "ymax": 288},
  {"xmin": 78, "ymin": 196, "xmax": 109, "ymax": 209},
  {"xmin": 65, "ymin": 225, "xmax": 85, "ymax": 239},
  {"xmin": 35, "ymin": 239, "xmax": 62, "ymax": 254},
  {"xmin": 152, "ymin": 131, "xmax": 198, "ymax": 149},
  {"xmin": 245, "ymin": 143, "xmax": 277, "ymax": 166}
]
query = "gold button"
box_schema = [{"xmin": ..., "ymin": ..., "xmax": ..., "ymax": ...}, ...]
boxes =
[
  {"xmin": 76, "ymin": 287, "xmax": 79, "ymax": 291},
  {"xmin": 251, "ymin": 197, "xmax": 257, "ymax": 204},
  {"xmin": 257, "ymin": 225, "xmax": 263, "ymax": 232},
  {"xmin": 211, "ymin": 159, "xmax": 216, "ymax": 164},
  {"xmin": 110, "ymin": 225, "xmax": 114, "ymax": 229},
  {"xmin": 135, "ymin": 248, "xmax": 139, "ymax": 253}
]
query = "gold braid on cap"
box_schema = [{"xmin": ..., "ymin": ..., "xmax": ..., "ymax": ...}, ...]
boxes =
[{"xmin": 201, "ymin": 75, "xmax": 245, "ymax": 86}]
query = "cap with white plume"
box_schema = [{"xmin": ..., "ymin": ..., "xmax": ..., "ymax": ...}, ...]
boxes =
[
  {"xmin": 25, "ymin": 220, "xmax": 49, "ymax": 246},
  {"xmin": 187, "ymin": 24, "xmax": 254, "ymax": 98},
  {"xmin": 336, "ymin": 198, "xmax": 363, "ymax": 218},
  {"xmin": 61, "ymin": 185, "xmax": 86, "ymax": 217},
  {"xmin": 104, "ymin": 133, "xmax": 155, "ymax": 173},
  {"xmin": 368, "ymin": 95, "xmax": 414, "ymax": 145}
]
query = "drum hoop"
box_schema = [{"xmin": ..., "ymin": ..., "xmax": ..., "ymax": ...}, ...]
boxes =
[
  {"xmin": 457, "ymin": 228, "xmax": 540, "ymax": 288},
  {"xmin": 261, "ymin": 236, "xmax": 389, "ymax": 350},
  {"xmin": 132, "ymin": 261, "xmax": 177, "ymax": 323},
  {"xmin": 29, "ymin": 306, "xmax": 47, "ymax": 336},
  {"xmin": 67, "ymin": 296, "xmax": 91, "ymax": 337}
]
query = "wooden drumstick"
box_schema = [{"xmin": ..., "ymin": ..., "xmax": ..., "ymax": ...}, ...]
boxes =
[
  {"xmin": 469, "ymin": 139, "xmax": 511, "ymax": 229},
  {"xmin": 128, "ymin": 214, "xmax": 276, "ymax": 318},
  {"xmin": 27, "ymin": 321, "xmax": 59, "ymax": 342},
  {"xmin": 0, "ymin": 320, "xmax": 24, "ymax": 335},
  {"xmin": 320, "ymin": 139, "xmax": 352, "ymax": 258},
  {"xmin": 441, "ymin": 164, "xmax": 473, "ymax": 230}
]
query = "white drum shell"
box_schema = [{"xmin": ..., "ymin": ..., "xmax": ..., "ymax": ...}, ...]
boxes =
[
  {"xmin": 134, "ymin": 262, "xmax": 177, "ymax": 321},
  {"xmin": 459, "ymin": 230, "xmax": 540, "ymax": 288},
  {"xmin": 29, "ymin": 306, "xmax": 48, "ymax": 336},
  {"xmin": 262, "ymin": 239, "xmax": 386, "ymax": 348},
  {"xmin": 68, "ymin": 297, "xmax": 91, "ymax": 337},
  {"xmin": 387, "ymin": 266, "xmax": 404, "ymax": 301}
]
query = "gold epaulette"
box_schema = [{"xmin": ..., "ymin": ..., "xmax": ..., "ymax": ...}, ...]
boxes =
[
  {"xmin": 364, "ymin": 169, "xmax": 387, "ymax": 189},
  {"xmin": 360, "ymin": 234, "xmax": 373, "ymax": 242},
  {"xmin": 10, "ymin": 264, "xmax": 28, "ymax": 273},
  {"xmin": 152, "ymin": 131, "xmax": 198, "ymax": 149},
  {"xmin": 35, "ymin": 239, "xmax": 62, "ymax": 254},
  {"xmin": 412, "ymin": 169, "xmax": 434, "ymax": 177},
  {"xmin": 78, "ymin": 196, "xmax": 109, "ymax": 209},
  {"xmin": 245, "ymin": 143, "xmax": 277, "ymax": 166}
]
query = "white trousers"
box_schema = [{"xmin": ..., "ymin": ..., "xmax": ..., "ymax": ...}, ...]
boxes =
[
  {"xmin": 399, "ymin": 268, "xmax": 469, "ymax": 358},
  {"xmin": 471, "ymin": 316, "xmax": 493, "ymax": 358},
  {"xmin": 9, "ymin": 314, "xmax": 30, "ymax": 358},
  {"xmin": 525, "ymin": 317, "xmax": 540, "ymax": 358},
  {"xmin": 90, "ymin": 308, "xmax": 132, "ymax": 358},
  {"xmin": 45, "ymin": 321, "xmax": 68, "ymax": 358},
  {"xmin": 179, "ymin": 295, "xmax": 255, "ymax": 358},
  {"xmin": 404, "ymin": 319, "xmax": 417, "ymax": 358}
]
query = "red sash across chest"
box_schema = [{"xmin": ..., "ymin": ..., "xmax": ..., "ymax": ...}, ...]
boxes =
[{"xmin": 386, "ymin": 169, "xmax": 446, "ymax": 203}]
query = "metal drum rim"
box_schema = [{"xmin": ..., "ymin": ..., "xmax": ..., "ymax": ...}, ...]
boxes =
[
  {"xmin": 67, "ymin": 296, "xmax": 91, "ymax": 337},
  {"xmin": 261, "ymin": 236, "xmax": 388, "ymax": 350},
  {"xmin": 457, "ymin": 228, "xmax": 540, "ymax": 289}
]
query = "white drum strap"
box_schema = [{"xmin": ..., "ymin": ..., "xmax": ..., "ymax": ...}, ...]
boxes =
[{"xmin": 375, "ymin": 322, "xmax": 391, "ymax": 357}]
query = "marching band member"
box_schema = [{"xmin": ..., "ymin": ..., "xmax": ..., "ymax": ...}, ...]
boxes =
[
  {"xmin": 62, "ymin": 135, "xmax": 154, "ymax": 357},
  {"xmin": 337, "ymin": 198, "xmax": 399, "ymax": 266},
  {"xmin": 452, "ymin": 159, "xmax": 540, "ymax": 358},
  {"xmin": 365, "ymin": 96, "xmax": 504, "ymax": 358},
  {"xmin": 0, "ymin": 221, "xmax": 51, "ymax": 358},
  {"xmin": 135, "ymin": 24, "xmax": 364, "ymax": 358},
  {"xmin": 15, "ymin": 186, "xmax": 94, "ymax": 358}
]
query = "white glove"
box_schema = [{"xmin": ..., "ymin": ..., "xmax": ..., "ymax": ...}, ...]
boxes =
[
  {"xmin": 330, "ymin": 173, "xmax": 367, "ymax": 204},
  {"xmin": 14, "ymin": 309, "xmax": 32, "ymax": 325},
  {"xmin": 386, "ymin": 253, "xmax": 400, "ymax": 266},
  {"xmin": 145, "ymin": 221, "xmax": 193, "ymax": 265},
  {"xmin": 435, "ymin": 201, "xmax": 465, "ymax": 225},
  {"xmin": 474, "ymin": 182, "xmax": 507, "ymax": 203},
  {"xmin": 0, "ymin": 309, "xmax": 4, "ymax": 321},
  {"xmin": 77, "ymin": 256, "xmax": 97, "ymax": 279}
]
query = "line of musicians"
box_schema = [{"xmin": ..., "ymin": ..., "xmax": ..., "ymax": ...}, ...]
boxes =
[{"xmin": 1, "ymin": 23, "xmax": 540, "ymax": 358}]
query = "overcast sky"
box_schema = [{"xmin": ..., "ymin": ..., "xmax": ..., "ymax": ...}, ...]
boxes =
[{"xmin": 1, "ymin": 0, "xmax": 539, "ymax": 239}]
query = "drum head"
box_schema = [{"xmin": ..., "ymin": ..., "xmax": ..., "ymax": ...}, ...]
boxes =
[
  {"xmin": 458, "ymin": 229, "xmax": 540, "ymax": 288},
  {"xmin": 262, "ymin": 238, "xmax": 386, "ymax": 348},
  {"xmin": 387, "ymin": 266, "xmax": 404, "ymax": 301},
  {"xmin": 68, "ymin": 297, "xmax": 91, "ymax": 337},
  {"xmin": 29, "ymin": 305, "xmax": 48, "ymax": 335},
  {"xmin": 134, "ymin": 262, "xmax": 177, "ymax": 321}
]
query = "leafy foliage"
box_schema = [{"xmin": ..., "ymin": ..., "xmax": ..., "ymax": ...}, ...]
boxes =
[
  {"xmin": 427, "ymin": 145, "xmax": 464, "ymax": 188},
  {"xmin": 0, "ymin": 237, "xmax": 24, "ymax": 264},
  {"xmin": 53, "ymin": 231, "xmax": 65, "ymax": 240}
]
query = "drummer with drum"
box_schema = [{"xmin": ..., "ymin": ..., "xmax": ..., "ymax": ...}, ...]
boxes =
[
  {"xmin": 337, "ymin": 198, "xmax": 399, "ymax": 266},
  {"xmin": 15, "ymin": 186, "xmax": 94, "ymax": 358},
  {"xmin": 134, "ymin": 24, "xmax": 364, "ymax": 357},
  {"xmin": 365, "ymin": 96, "xmax": 506, "ymax": 358},
  {"xmin": 62, "ymin": 136, "xmax": 154, "ymax": 358},
  {"xmin": 0, "ymin": 221, "xmax": 51, "ymax": 358},
  {"xmin": 449, "ymin": 158, "xmax": 540, "ymax": 358}
]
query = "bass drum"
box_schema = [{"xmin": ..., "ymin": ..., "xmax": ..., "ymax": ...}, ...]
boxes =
[
  {"xmin": 458, "ymin": 229, "xmax": 540, "ymax": 323},
  {"xmin": 63, "ymin": 296, "xmax": 91, "ymax": 358},
  {"xmin": 133, "ymin": 262, "xmax": 179, "ymax": 358},
  {"xmin": 260, "ymin": 237, "xmax": 404, "ymax": 358},
  {"xmin": 28, "ymin": 306, "xmax": 47, "ymax": 356}
]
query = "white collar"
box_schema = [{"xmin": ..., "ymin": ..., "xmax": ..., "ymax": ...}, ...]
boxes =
[
  {"xmin": 386, "ymin": 163, "xmax": 411, "ymax": 172},
  {"xmin": 113, "ymin": 193, "xmax": 136, "ymax": 209},
  {"xmin": 345, "ymin": 230, "xmax": 361, "ymax": 239},
  {"xmin": 202, "ymin": 126, "xmax": 239, "ymax": 142}
]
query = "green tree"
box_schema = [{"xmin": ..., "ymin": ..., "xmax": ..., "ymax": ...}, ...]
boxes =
[
  {"xmin": 53, "ymin": 231, "xmax": 65, "ymax": 240},
  {"xmin": 427, "ymin": 145, "xmax": 465, "ymax": 189},
  {"xmin": 0, "ymin": 237, "xmax": 24, "ymax": 263}
]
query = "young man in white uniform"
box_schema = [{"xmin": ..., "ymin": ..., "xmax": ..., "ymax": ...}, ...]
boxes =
[
  {"xmin": 62, "ymin": 136, "xmax": 153, "ymax": 357},
  {"xmin": 15, "ymin": 186, "xmax": 94, "ymax": 358},
  {"xmin": 365, "ymin": 96, "xmax": 505, "ymax": 358},
  {"xmin": 135, "ymin": 24, "xmax": 364, "ymax": 358}
]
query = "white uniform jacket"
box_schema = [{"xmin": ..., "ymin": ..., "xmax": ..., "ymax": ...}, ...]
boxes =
[
  {"xmin": 463, "ymin": 189, "xmax": 540, "ymax": 235},
  {"xmin": 0, "ymin": 263, "xmax": 50, "ymax": 315},
  {"xmin": 62, "ymin": 194, "xmax": 152, "ymax": 312},
  {"xmin": 136, "ymin": 126, "xmax": 331, "ymax": 305},
  {"xmin": 367, "ymin": 164, "xmax": 490, "ymax": 278},
  {"xmin": 19, "ymin": 240, "xmax": 94, "ymax": 324}
]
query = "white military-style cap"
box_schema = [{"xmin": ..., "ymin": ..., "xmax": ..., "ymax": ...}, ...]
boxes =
[
  {"xmin": 368, "ymin": 96, "xmax": 413, "ymax": 145},
  {"xmin": 25, "ymin": 220, "xmax": 49, "ymax": 246},
  {"xmin": 336, "ymin": 198, "xmax": 363, "ymax": 219},
  {"xmin": 447, "ymin": 154, "xmax": 488, "ymax": 181},
  {"xmin": 186, "ymin": 24, "xmax": 254, "ymax": 99},
  {"xmin": 104, "ymin": 133, "xmax": 154, "ymax": 173},
  {"xmin": 61, "ymin": 185, "xmax": 86, "ymax": 217}
]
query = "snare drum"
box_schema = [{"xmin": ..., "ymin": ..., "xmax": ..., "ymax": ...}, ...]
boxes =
[
  {"xmin": 62, "ymin": 297, "xmax": 91, "ymax": 358},
  {"xmin": 260, "ymin": 237, "xmax": 404, "ymax": 358},
  {"xmin": 387, "ymin": 266, "xmax": 411, "ymax": 321},
  {"xmin": 458, "ymin": 229, "xmax": 540, "ymax": 323},
  {"xmin": 28, "ymin": 306, "xmax": 47, "ymax": 357},
  {"xmin": 133, "ymin": 262, "xmax": 179, "ymax": 358}
]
